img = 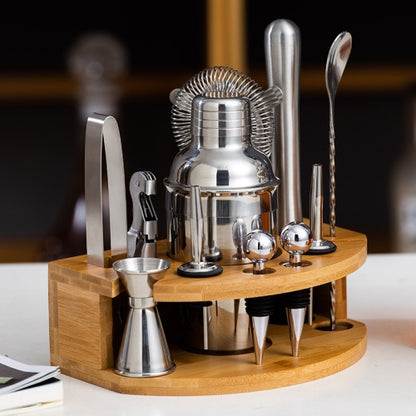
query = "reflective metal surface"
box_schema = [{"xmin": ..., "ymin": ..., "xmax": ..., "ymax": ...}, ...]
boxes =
[
  {"xmin": 243, "ymin": 229, "xmax": 276, "ymax": 273},
  {"xmin": 286, "ymin": 307, "xmax": 307, "ymax": 357},
  {"xmin": 177, "ymin": 185, "xmax": 223, "ymax": 277},
  {"xmin": 115, "ymin": 305, "xmax": 175, "ymax": 377},
  {"xmin": 113, "ymin": 257, "xmax": 170, "ymax": 299},
  {"xmin": 112, "ymin": 257, "xmax": 175, "ymax": 377},
  {"xmin": 165, "ymin": 96, "xmax": 279, "ymax": 265},
  {"xmin": 170, "ymin": 66, "xmax": 282, "ymax": 158},
  {"xmin": 280, "ymin": 221, "xmax": 312, "ymax": 267},
  {"xmin": 84, "ymin": 113, "xmax": 127, "ymax": 267},
  {"xmin": 181, "ymin": 299, "xmax": 254, "ymax": 354},
  {"xmin": 326, "ymin": 31, "xmax": 352, "ymax": 238},
  {"xmin": 308, "ymin": 164, "xmax": 336, "ymax": 254},
  {"xmin": 245, "ymin": 295, "xmax": 275, "ymax": 364},
  {"xmin": 265, "ymin": 19, "xmax": 303, "ymax": 231},
  {"xmin": 325, "ymin": 32, "xmax": 352, "ymax": 332},
  {"xmin": 127, "ymin": 171, "xmax": 158, "ymax": 258},
  {"xmin": 251, "ymin": 315, "xmax": 269, "ymax": 365}
]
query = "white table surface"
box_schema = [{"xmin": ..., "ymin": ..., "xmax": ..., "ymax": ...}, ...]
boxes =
[{"xmin": 1, "ymin": 253, "xmax": 416, "ymax": 415}]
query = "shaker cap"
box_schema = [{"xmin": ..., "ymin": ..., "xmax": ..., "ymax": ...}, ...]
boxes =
[
  {"xmin": 165, "ymin": 95, "xmax": 279, "ymax": 193},
  {"xmin": 192, "ymin": 96, "xmax": 251, "ymax": 142}
]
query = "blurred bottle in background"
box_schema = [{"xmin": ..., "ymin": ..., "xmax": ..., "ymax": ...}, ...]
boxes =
[
  {"xmin": 390, "ymin": 87, "xmax": 416, "ymax": 252},
  {"xmin": 68, "ymin": 32, "xmax": 127, "ymax": 120},
  {"xmin": 41, "ymin": 32, "xmax": 128, "ymax": 260}
]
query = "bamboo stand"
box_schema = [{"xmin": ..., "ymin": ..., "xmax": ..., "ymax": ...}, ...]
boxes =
[{"xmin": 48, "ymin": 224, "xmax": 367, "ymax": 395}]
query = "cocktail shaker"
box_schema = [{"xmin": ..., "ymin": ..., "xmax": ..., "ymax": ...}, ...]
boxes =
[{"xmin": 164, "ymin": 95, "xmax": 280, "ymax": 266}]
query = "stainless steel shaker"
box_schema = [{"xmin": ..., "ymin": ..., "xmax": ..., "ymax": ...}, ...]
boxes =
[{"xmin": 164, "ymin": 95, "xmax": 280, "ymax": 266}]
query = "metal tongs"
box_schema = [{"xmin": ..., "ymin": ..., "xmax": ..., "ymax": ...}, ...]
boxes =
[{"xmin": 127, "ymin": 171, "xmax": 158, "ymax": 258}]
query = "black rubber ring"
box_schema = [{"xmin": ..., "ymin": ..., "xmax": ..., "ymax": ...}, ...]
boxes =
[
  {"xmin": 306, "ymin": 245, "xmax": 337, "ymax": 255},
  {"xmin": 177, "ymin": 265, "xmax": 223, "ymax": 278}
]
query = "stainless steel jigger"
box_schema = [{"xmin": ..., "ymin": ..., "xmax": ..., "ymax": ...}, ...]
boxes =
[
  {"xmin": 112, "ymin": 257, "xmax": 175, "ymax": 377},
  {"xmin": 243, "ymin": 229, "xmax": 277, "ymax": 364}
]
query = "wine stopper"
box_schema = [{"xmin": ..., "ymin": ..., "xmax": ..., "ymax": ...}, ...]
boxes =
[
  {"xmin": 279, "ymin": 221, "xmax": 313, "ymax": 356},
  {"xmin": 283, "ymin": 289, "xmax": 310, "ymax": 357},
  {"xmin": 243, "ymin": 229, "xmax": 277, "ymax": 274},
  {"xmin": 243, "ymin": 229, "xmax": 277, "ymax": 365},
  {"xmin": 280, "ymin": 221, "xmax": 312, "ymax": 267}
]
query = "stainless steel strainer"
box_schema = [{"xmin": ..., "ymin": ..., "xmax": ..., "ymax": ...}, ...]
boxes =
[{"xmin": 170, "ymin": 66, "xmax": 283, "ymax": 157}]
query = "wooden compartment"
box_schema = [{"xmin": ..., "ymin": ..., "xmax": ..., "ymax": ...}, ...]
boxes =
[{"xmin": 48, "ymin": 224, "xmax": 367, "ymax": 395}]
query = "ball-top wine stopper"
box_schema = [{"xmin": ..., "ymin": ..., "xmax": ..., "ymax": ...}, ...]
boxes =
[
  {"xmin": 280, "ymin": 221, "xmax": 312, "ymax": 267},
  {"xmin": 243, "ymin": 229, "xmax": 277, "ymax": 274},
  {"xmin": 243, "ymin": 229, "xmax": 277, "ymax": 365},
  {"xmin": 279, "ymin": 221, "xmax": 313, "ymax": 356}
]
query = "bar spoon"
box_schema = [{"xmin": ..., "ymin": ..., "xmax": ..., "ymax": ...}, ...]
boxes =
[
  {"xmin": 326, "ymin": 31, "xmax": 352, "ymax": 237},
  {"xmin": 326, "ymin": 31, "xmax": 352, "ymax": 330}
]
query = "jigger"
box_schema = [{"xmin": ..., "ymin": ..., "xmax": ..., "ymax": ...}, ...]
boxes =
[{"xmin": 112, "ymin": 257, "xmax": 175, "ymax": 377}]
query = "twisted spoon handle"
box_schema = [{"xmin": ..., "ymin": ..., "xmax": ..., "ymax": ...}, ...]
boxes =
[
  {"xmin": 330, "ymin": 280, "xmax": 337, "ymax": 330},
  {"xmin": 329, "ymin": 122, "xmax": 336, "ymax": 238},
  {"xmin": 329, "ymin": 102, "xmax": 336, "ymax": 329}
]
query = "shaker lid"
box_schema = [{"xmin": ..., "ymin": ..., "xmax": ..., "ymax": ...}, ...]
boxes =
[
  {"xmin": 170, "ymin": 66, "xmax": 282, "ymax": 157},
  {"xmin": 165, "ymin": 95, "xmax": 279, "ymax": 194},
  {"xmin": 192, "ymin": 95, "xmax": 251, "ymax": 144}
]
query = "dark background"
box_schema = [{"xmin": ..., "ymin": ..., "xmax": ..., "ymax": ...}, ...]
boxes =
[{"xmin": 0, "ymin": 3, "xmax": 415, "ymax": 260}]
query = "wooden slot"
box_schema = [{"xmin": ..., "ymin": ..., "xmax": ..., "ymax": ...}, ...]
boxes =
[{"xmin": 48, "ymin": 225, "xmax": 367, "ymax": 395}]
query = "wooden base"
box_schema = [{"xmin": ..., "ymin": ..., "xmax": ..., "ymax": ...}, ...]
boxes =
[
  {"xmin": 55, "ymin": 317, "xmax": 366, "ymax": 395},
  {"xmin": 48, "ymin": 225, "xmax": 367, "ymax": 395}
]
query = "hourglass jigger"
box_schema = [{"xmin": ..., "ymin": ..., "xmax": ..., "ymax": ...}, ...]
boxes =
[{"xmin": 112, "ymin": 257, "xmax": 175, "ymax": 377}]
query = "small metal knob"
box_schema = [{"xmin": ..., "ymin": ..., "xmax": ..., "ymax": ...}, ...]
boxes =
[
  {"xmin": 243, "ymin": 229, "xmax": 277, "ymax": 274},
  {"xmin": 280, "ymin": 221, "xmax": 312, "ymax": 267}
]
